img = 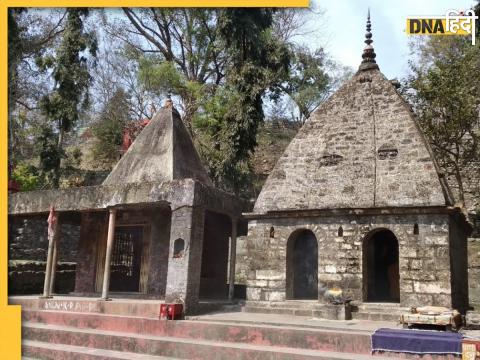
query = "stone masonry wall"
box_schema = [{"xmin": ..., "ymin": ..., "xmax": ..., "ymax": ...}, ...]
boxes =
[
  {"xmin": 9, "ymin": 261, "xmax": 75, "ymax": 295},
  {"xmin": 9, "ymin": 216, "xmax": 80, "ymax": 262},
  {"xmin": 147, "ymin": 210, "xmax": 171, "ymax": 297},
  {"xmin": 469, "ymin": 238, "xmax": 480, "ymax": 308},
  {"xmin": 165, "ymin": 206, "xmax": 205, "ymax": 313},
  {"xmin": 246, "ymin": 213, "xmax": 453, "ymax": 308},
  {"xmin": 235, "ymin": 235, "xmax": 248, "ymax": 285},
  {"xmin": 9, "ymin": 215, "xmax": 80, "ymax": 295}
]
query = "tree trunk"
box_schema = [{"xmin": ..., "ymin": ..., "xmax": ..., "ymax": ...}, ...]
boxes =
[{"xmin": 52, "ymin": 125, "xmax": 64, "ymax": 189}]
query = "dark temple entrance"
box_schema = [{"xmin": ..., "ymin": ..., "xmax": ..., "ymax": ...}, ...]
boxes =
[
  {"xmin": 363, "ymin": 229, "xmax": 400, "ymax": 302},
  {"xmin": 110, "ymin": 226, "xmax": 143, "ymax": 292},
  {"xmin": 286, "ymin": 230, "xmax": 318, "ymax": 300}
]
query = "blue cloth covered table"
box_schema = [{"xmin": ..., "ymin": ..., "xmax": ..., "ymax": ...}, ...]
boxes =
[{"xmin": 371, "ymin": 328, "xmax": 463, "ymax": 355}]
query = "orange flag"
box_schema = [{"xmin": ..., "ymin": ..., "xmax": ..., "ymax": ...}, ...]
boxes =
[{"xmin": 47, "ymin": 206, "xmax": 58, "ymax": 239}]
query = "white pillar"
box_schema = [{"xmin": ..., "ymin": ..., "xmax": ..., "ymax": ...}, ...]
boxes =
[
  {"xmin": 228, "ymin": 218, "xmax": 237, "ymax": 301},
  {"xmin": 42, "ymin": 216, "xmax": 60, "ymax": 298},
  {"xmin": 49, "ymin": 241, "xmax": 58, "ymax": 295},
  {"xmin": 100, "ymin": 208, "xmax": 117, "ymax": 300}
]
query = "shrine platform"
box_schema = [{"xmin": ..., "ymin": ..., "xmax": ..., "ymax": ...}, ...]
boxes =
[{"xmin": 11, "ymin": 295, "xmax": 474, "ymax": 359}]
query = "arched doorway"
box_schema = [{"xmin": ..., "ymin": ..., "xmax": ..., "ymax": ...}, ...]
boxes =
[
  {"xmin": 363, "ymin": 229, "xmax": 400, "ymax": 302},
  {"xmin": 286, "ymin": 230, "xmax": 318, "ymax": 300}
]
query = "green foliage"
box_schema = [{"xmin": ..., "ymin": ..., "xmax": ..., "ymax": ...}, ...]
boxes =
[
  {"xmin": 91, "ymin": 88, "xmax": 131, "ymax": 169},
  {"xmin": 202, "ymin": 9, "xmax": 290, "ymax": 193},
  {"xmin": 9, "ymin": 8, "xmax": 340, "ymax": 195},
  {"xmin": 38, "ymin": 126, "xmax": 64, "ymax": 180},
  {"xmin": 129, "ymin": 8, "xmax": 339, "ymax": 195},
  {"xmin": 11, "ymin": 163, "xmax": 41, "ymax": 191},
  {"xmin": 37, "ymin": 9, "xmax": 97, "ymax": 187},
  {"xmin": 8, "ymin": 9, "xmax": 24, "ymax": 116},
  {"xmin": 139, "ymin": 58, "xmax": 185, "ymax": 96},
  {"xmin": 8, "ymin": 9, "xmax": 70, "ymax": 170},
  {"xmin": 131, "ymin": 8, "xmax": 294, "ymax": 194},
  {"xmin": 405, "ymin": 35, "xmax": 480, "ymax": 206},
  {"xmin": 38, "ymin": 9, "xmax": 97, "ymax": 133},
  {"xmin": 218, "ymin": 9, "xmax": 274, "ymax": 65},
  {"xmin": 286, "ymin": 47, "xmax": 330, "ymax": 122}
]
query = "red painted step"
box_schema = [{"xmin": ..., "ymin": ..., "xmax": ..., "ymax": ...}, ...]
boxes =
[
  {"xmin": 21, "ymin": 308, "xmax": 459, "ymax": 360},
  {"xmin": 23, "ymin": 322, "xmax": 393, "ymax": 360},
  {"xmin": 22, "ymin": 309, "xmax": 371, "ymax": 354},
  {"xmin": 23, "ymin": 339, "xmax": 181, "ymax": 360}
]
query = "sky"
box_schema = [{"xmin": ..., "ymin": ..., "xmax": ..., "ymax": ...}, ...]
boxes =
[{"xmin": 301, "ymin": 0, "xmax": 476, "ymax": 79}]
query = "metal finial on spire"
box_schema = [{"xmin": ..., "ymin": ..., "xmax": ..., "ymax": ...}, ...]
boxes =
[
  {"xmin": 164, "ymin": 93, "xmax": 173, "ymax": 108},
  {"xmin": 359, "ymin": 8, "xmax": 379, "ymax": 71}
]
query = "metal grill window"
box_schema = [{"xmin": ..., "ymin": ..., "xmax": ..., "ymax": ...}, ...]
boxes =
[{"xmin": 112, "ymin": 230, "xmax": 135, "ymax": 276}]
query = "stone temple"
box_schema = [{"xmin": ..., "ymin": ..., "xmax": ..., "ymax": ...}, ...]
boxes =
[
  {"xmin": 243, "ymin": 13, "xmax": 471, "ymax": 315},
  {"xmin": 9, "ymin": 100, "xmax": 246, "ymax": 314},
  {"xmin": 8, "ymin": 13, "xmax": 473, "ymax": 325}
]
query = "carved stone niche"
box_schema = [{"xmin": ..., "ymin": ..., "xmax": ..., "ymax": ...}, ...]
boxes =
[
  {"xmin": 377, "ymin": 143, "xmax": 398, "ymax": 160},
  {"xmin": 319, "ymin": 152, "xmax": 343, "ymax": 166},
  {"xmin": 358, "ymin": 74, "xmax": 372, "ymax": 83}
]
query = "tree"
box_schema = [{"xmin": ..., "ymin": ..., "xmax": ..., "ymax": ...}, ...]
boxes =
[
  {"xmin": 107, "ymin": 8, "xmax": 292, "ymax": 193},
  {"xmin": 91, "ymin": 38, "xmax": 158, "ymax": 120},
  {"xmin": 8, "ymin": 8, "xmax": 24, "ymax": 119},
  {"xmin": 37, "ymin": 9, "xmax": 97, "ymax": 188},
  {"xmin": 108, "ymin": 7, "xmax": 349, "ymax": 194},
  {"xmin": 105, "ymin": 8, "xmax": 226, "ymax": 132},
  {"xmin": 91, "ymin": 89, "xmax": 132, "ymax": 168},
  {"xmin": 8, "ymin": 8, "xmax": 66, "ymax": 165},
  {"xmin": 193, "ymin": 9, "xmax": 290, "ymax": 192},
  {"xmin": 404, "ymin": 34, "xmax": 480, "ymax": 209},
  {"xmin": 283, "ymin": 47, "xmax": 330, "ymax": 123}
]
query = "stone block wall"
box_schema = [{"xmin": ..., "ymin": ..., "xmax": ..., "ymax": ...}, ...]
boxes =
[
  {"xmin": 246, "ymin": 213, "xmax": 457, "ymax": 308},
  {"xmin": 9, "ymin": 216, "xmax": 80, "ymax": 262},
  {"xmin": 9, "ymin": 215, "xmax": 81, "ymax": 295},
  {"xmin": 469, "ymin": 238, "xmax": 480, "ymax": 308},
  {"xmin": 165, "ymin": 206, "xmax": 205, "ymax": 313},
  {"xmin": 235, "ymin": 235, "xmax": 249, "ymax": 285},
  {"xmin": 147, "ymin": 210, "xmax": 171, "ymax": 297},
  {"xmin": 8, "ymin": 260, "xmax": 76, "ymax": 295}
]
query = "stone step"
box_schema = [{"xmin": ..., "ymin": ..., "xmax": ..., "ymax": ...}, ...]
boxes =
[
  {"xmin": 243, "ymin": 305, "xmax": 356, "ymax": 320},
  {"xmin": 243, "ymin": 302, "xmax": 408, "ymax": 322},
  {"xmin": 245, "ymin": 300, "xmax": 327, "ymax": 310},
  {"xmin": 245, "ymin": 300, "xmax": 407, "ymax": 311},
  {"xmin": 11, "ymin": 296, "xmax": 241, "ymax": 318},
  {"xmin": 22, "ymin": 310, "xmax": 372, "ymax": 354},
  {"xmin": 466, "ymin": 311, "xmax": 480, "ymax": 329},
  {"xmin": 352, "ymin": 311, "xmax": 402, "ymax": 322},
  {"xmin": 352, "ymin": 304, "xmax": 407, "ymax": 322},
  {"xmin": 243, "ymin": 305, "xmax": 315, "ymax": 316},
  {"xmin": 22, "ymin": 322, "xmax": 395, "ymax": 360},
  {"xmin": 23, "ymin": 339, "xmax": 181, "ymax": 360},
  {"xmin": 11, "ymin": 296, "xmax": 164, "ymax": 319}
]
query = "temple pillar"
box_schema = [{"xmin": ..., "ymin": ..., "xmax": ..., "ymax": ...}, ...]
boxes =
[
  {"xmin": 49, "ymin": 241, "xmax": 58, "ymax": 294},
  {"xmin": 165, "ymin": 206, "xmax": 205, "ymax": 314},
  {"xmin": 228, "ymin": 218, "xmax": 238, "ymax": 301},
  {"xmin": 41, "ymin": 213, "xmax": 60, "ymax": 298},
  {"xmin": 100, "ymin": 208, "xmax": 117, "ymax": 300}
]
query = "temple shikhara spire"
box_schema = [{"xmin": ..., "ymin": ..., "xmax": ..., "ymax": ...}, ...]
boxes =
[{"xmin": 359, "ymin": 9, "xmax": 379, "ymax": 71}]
